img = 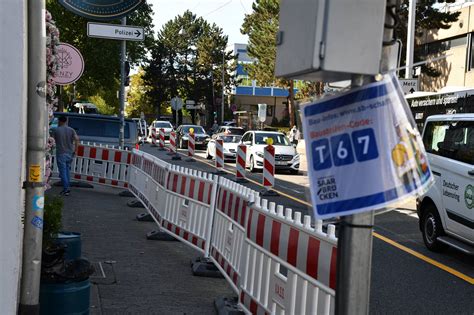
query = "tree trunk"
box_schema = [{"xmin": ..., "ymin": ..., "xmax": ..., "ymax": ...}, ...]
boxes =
[{"xmin": 288, "ymin": 80, "xmax": 295, "ymax": 127}]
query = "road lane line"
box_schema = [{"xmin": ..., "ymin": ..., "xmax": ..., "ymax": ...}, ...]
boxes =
[
  {"xmin": 373, "ymin": 232, "xmax": 474, "ymax": 285},
  {"xmin": 169, "ymin": 148, "xmax": 473, "ymax": 283}
]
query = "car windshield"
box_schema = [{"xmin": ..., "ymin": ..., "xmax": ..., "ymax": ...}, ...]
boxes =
[
  {"xmin": 156, "ymin": 122, "xmax": 172, "ymax": 128},
  {"xmin": 183, "ymin": 126, "xmax": 206, "ymax": 134},
  {"xmin": 226, "ymin": 128, "xmax": 244, "ymax": 135},
  {"xmin": 254, "ymin": 133, "xmax": 290, "ymax": 146},
  {"xmin": 219, "ymin": 135, "xmax": 242, "ymax": 143}
]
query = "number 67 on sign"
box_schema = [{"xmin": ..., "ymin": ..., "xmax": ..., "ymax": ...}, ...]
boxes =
[{"xmin": 301, "ymin": 73, "xmax": 433, "ymax": 219}]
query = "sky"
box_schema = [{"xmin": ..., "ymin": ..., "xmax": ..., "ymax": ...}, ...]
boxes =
[{"xmin": 148, "ymin": 0, "xmax": 252, "ymax": 46}]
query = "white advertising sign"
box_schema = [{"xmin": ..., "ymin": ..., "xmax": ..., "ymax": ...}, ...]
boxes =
[
  {"xmin": 301, "ymin": 74, "xmax": 433, "ymax": 219},
  {"xmin": 258, "ymin": 103, "xmax": 267, "ymax": 122}
]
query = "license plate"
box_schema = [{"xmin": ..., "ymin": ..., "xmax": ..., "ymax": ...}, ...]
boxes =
[{"xmin": 276, "ymin": 161, "xmax": 287, "ymax": 165}]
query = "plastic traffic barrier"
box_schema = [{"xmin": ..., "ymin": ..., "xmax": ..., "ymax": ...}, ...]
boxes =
[
  {"xmin": 262, "ymin": 144, "xmax": 278, "ymax": 196},
  {"xmin": 158, "ymin": 128, "xmax": 165, "ymax": 150},
  {"xmin": 236, "ymin": 144, "xmax": 247, "ymax": 183},
  {"xmin": 151, "ymin": 127, "xmax": 157, "ymax": 146},
  {"xmin": 239, "ymin": 197, "xmax": 337, "ymax": 315},
  {"xmin": 187, "ymin": 132, "xmax": 195, "ymax": 161},
  {"xmin": 215, "ymin": 139, "xmax": 224, "ymax": 173}
]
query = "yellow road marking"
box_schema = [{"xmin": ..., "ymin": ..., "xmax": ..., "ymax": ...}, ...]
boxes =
[
  {"xmin": 175, "ymin": 149, "xmax": 474, "ymax": 285},
  {"xmin": 373, "ymin": 232, "xmax": 474, "ymax": 285}
]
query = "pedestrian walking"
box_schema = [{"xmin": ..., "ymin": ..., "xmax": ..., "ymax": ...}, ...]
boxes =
[
  {"xmin": 288, "ymin": 125, "xmax": 300, "ymax": 146},
  {"xmin": 54, "ymin": 116, "xmax": 79, "ymax": 196}
]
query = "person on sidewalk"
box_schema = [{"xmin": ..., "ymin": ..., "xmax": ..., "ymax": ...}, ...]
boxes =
[
  {"xmin": 54, "ymin": 116, "xmax": 79, "ymax": 196},
  {"xmin": 288, "ymin": 125, "xmax": 300, "ymax": 146}
]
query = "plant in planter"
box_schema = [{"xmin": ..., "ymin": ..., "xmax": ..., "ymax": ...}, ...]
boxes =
[{"xmin": 40, "ymin": 196, "xmax": 94, "ymax": 315}]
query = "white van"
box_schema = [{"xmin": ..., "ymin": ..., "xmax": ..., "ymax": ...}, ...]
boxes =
[{"xmin": 418, "ymin": 114, "xmax": 474, "ymax": 255}]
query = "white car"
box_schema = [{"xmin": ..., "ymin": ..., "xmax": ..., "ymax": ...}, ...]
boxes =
[
  {"xmin": 417, "ymin": 114, "xmax": 473, "ymax": 255},
  {"xmin": 241, "ymin": 131, "xmax": 300, "ymax": 174},
  {"xmin": 147, "ymin": 120, "xmax": 173, "ymax": 143},
  {"xmin": 206, "ymin": 134, "xmax": 242, "ymax": 161}
]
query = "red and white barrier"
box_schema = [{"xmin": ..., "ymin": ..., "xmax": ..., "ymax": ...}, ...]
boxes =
[
  {"xmin": 262, "ymin": 144, "xmax": 277, "ymax": 196},
  {"xmin": 52, "ymin": 143, "xmax": 131, "ymax": 188},
  {"xmin": 151, "ymin": 127, "xmax": 157, "ymax": 146},
  {"xmin": 239, "ymin": 197, "xmax": 337, "ymax": 314},
  {"xmin": 161, "ymin": 165, "xmax": 218, "ymax": 254},
  {"xmin": 215, "ymin": 139, "xmax": 224, "ymax": 172},
  {"xmin": 210, "ymin": 177, "xmax": 256, "ymax": 293},
  {"xmin": 187, "ymin": 133, "xmax": 195, "ymax": 159},
  {"xmin": 158, "ymin": 128, "xmax": 165, "ymax": 150},
  {"xmin": 236, "ymin": 144, "xmax": 247, "ymax": 182},
  {"xmin": 169, "ymin": 131, "xmax": 177, "ymax": 155}
]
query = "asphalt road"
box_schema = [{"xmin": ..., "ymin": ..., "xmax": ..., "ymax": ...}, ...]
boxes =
[{"xmin": 142, "ymin": 143, "xmax": 474, "ymax": 314}]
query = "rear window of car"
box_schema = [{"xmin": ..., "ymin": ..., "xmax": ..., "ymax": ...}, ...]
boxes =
[
  {"xmin": 226, "ymin": 128, "xmax": 244, "ymax": 135},
  {"xmin": 68, "ymin": 117, "xmax": 130, "ymax": 138},
  {"xmin": 423, "ymin": 120, "xmax": 474, "ymax": 165},
  {"xmin": 155, "ymin": 122, "xmax": 172, "ymax": 128}
]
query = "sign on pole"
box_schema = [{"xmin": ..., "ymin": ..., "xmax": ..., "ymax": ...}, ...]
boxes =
[
  {"xmin": 59, "ymin": 0, "xmax": 144, "ymax": 21},
  {"xmin": 186, "ymin": 100, "xmax": 196, "ymax": 109},
  {"xmin": 52, "ymin": 43, "xmax": 84, "ymax": 85},
  {"xmin": 399, "ymin": 78, "xmax": 419, "ymax": 94},
  {"xmin": 171, "ymin": 97, "xmax": 183, "ymax": 111},
  {"xmin": 301, "ymin": 73, "xmax": 433, "ymax": 219},
  {"xmin": 257, "ymin": 103, "xmax": 267, "ymax": 122},
  {"xmin": 87, "ymin": 22, "xmax": 144, "ymax": 41}
]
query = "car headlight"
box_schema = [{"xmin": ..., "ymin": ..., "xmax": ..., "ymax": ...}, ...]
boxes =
[
  {"xmin": 293, "ymin": 154, "xmax": 300, "ymax": 161},
  {"xmin": 256, "ymin": 151, "xmax": 264, "ymax": 158}
]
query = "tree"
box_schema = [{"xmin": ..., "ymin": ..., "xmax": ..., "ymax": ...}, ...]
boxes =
[
  {"xmin": 125, "ymin": 69, "xmax": 154, "ymax": 118},
  {"xmin": 143, "ymin": 11, "xmax": 236, "ymax": 126},
  {"xmin": 46, "ymin": 1, "xmax": 155, "ymax": 113},
  {"xmin": 241, "ymin": 0, "xmax": 299, "ymax": 127},
  {"xmin": 395, "ymin": 0, "xmax": 460, "ymax": 77}
]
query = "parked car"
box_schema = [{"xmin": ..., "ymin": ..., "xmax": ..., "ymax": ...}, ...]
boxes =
[
  {"xmin": 213, "ymin": 126, "xmax": 245, "ymax": 137},
  {"xmin": 147, "ymin": 120, "xmax": 174, "ymax": 142},
  {"xmin": 206, "ymin": 134, "xmax": 242, "ymax": 161},
  {"xmin": 240, "ymin": 131, "xmax": 299, "ymax": 174},
  {"xmin": 417, "ymin": 114, "xmax": 474, "ymax": 255},
  {"xmin": 51, "ymin": 112, "xmax": 138, "ymax": 149},
  {"xmin": 176, "ymin": 125, "xmax": 210, "ymax": 149}
]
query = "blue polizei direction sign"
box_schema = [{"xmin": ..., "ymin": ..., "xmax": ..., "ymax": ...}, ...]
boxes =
[
  {"xmin": 59, "ymin": 0, "xmax": 143, "ymax": 21},
  {"xmin": 301, "ymin": 73, "xmax": 433, "ymax": 219}
]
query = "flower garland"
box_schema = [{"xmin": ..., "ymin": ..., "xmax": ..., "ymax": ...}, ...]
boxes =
[{"xmin": 45, "ymin": 10, "xmax": 60, "ymax": 189}]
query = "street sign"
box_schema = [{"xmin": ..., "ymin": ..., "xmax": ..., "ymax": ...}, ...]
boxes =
[
  {"xmin": 301, "ymin": 73, "xmax": 433, "ymax": 219},
  {"xmin": 59, "ymin": 0, "xmax": 144, "ymax": 21},
  {"xmin": 87, "ymin": 22, "xmax": 144, "ymax": 41},
  {"xmin": 52, "ymin": 43, "xmax": 84, "ymax": 85},
  {"xmin": 399, "ymin": 78, "xmax": 419, "ymax": 94},
  {"xmin": 257, "ymin": 103, "xmax": 267, "ymax": 122},
  {"xmin": 186, "ymin": 100, "xmax": 197, "ymax": 109},
  {"xmin": 171, "ymin": 97, "xmax": 183, "ymax": 111}
]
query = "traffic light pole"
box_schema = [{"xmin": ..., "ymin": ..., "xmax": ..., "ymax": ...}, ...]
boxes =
[
  {"xmin": 119, "ymin": 17, "xmax": 126, "ymax": 149},
  {"xmin": 335, "ymin": 1, "xmax": 396, "ymax": 314}
]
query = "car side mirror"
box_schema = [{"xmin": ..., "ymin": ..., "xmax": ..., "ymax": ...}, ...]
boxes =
[{"xmin": 243, "ymin": 141, "xmax": 251, "ymax": 146}]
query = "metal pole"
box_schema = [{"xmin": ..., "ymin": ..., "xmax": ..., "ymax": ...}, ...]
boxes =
[
  {"xmin": 405, "ymin": 0, "xmax": 416, "ymax": 79},
  {"xmin": 19, "ymin": 0, "xmax": 46, "ymax": 313},
  {"xmin": 221, "ymin": 50, "xmax": 225, "ymax": 124},
  {"xmin": 335, "ymin": 1, "xmax": 396, "ymax": 314},
  {"xmin": 119, "ymin": 17, "xmax": 127, "ymax": 148}
]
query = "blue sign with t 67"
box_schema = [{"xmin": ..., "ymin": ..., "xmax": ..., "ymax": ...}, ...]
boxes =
[{"xmin": 59, "ymin": 0, "xmax": 143, "ymax": 20}]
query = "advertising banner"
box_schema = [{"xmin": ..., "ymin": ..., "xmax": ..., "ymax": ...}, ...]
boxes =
[
  {"xmin": 301, "ymin": 73, "xmax": 433, "ymax": 219},
  {"xmin": 52, "ymin": 43, "xmax": 84, "ymax": 85}
]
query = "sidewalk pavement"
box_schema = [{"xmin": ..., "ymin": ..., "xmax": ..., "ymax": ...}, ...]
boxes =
[{"xmin": 47, "ymin": 184, "xmax": 232, "ymax": 314}]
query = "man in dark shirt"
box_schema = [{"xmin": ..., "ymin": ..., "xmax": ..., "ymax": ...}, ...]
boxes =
[{"xmin": 54, "ymin": 116, "xmax": 79, "ymax": 196}]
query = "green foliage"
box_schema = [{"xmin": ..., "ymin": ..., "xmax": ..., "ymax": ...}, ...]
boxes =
[
  {"xmin": 46, "ymin": 1, "xmax": 155, "ymax": 110},
  {"xmin": 43, "ymin": 196, "xmax": 63, "ymax": 249},
  {"xmin": 125, "ymin": 69, "xmax": 154, "ymax": 118},
  {"xmin": 396, "ymin": 0, "xmax": 460, "ymax": 77},
  {"xmin": 89, "ymin": 94, "xmax": 116, "ymax": 115},
  {"xmin": 143, "ymin": 11, "xmax": 237, "ymax": 125}
]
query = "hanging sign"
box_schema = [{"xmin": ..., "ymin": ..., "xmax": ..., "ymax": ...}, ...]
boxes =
[
  {"xmin": 52, "ymin": 43, "xmax": 84, "ymax": 85},
  {"xmin": 301, "ymin": 73, "xmax": 433, "ymax": 219},
  {"xmin": 58, "ymin": 0, "xmax": 144, "ymax": 21}
]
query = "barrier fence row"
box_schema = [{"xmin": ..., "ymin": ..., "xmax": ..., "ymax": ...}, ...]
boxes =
[{"xmin": 53, "ymin": 143, "xmax": 338, "ymax": 314}]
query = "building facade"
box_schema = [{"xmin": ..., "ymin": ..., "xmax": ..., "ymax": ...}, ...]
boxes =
[{"xmin": 231, "ymin": 43, "xmax": 299, "ymax": 127}]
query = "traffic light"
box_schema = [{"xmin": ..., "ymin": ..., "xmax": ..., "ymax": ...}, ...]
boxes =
[{"xmin": 124, "ymin": 61, "xmax": 130, "ymax": 86}]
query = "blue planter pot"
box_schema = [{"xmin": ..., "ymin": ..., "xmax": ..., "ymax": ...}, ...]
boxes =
[
  {"xmin": 54, "ymin": 232, "xmax": 81, "ymax": 261},
  {"xmin": 40, "ymin": 279, "xmax": 90, "ymax": 315}
]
